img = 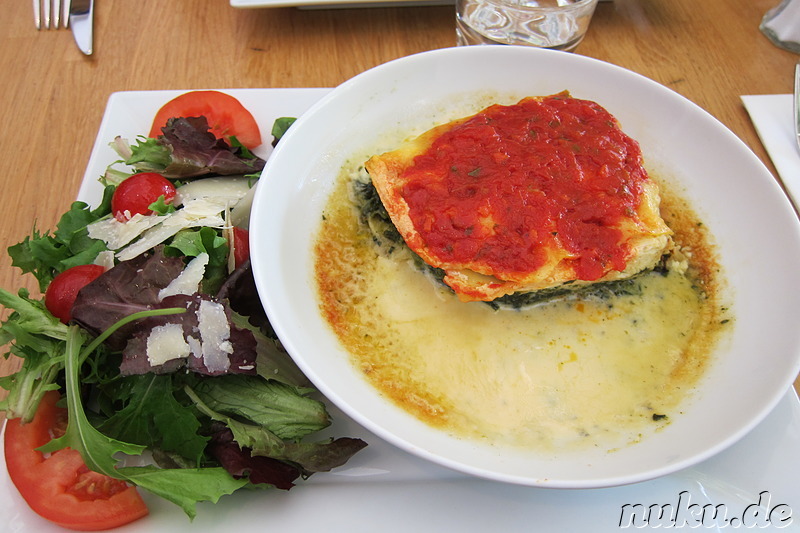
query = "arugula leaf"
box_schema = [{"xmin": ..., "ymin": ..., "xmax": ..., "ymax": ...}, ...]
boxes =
[
  {"xmin": 125, "ymin": 136, "xmax": 174, "ymax": 170},
  {"xmin": 96, "ymin": 374, "xmax": 209, "ymax": 464},
  {"xmin": 7, "ymin": 194, "xmax": 112, "ymax": 291},
  {"xmin": 148, "ymin": 195, "xmax": 177, "ymax": 216},
  {"xmin": 39, "ymin": 325, "xmax": 147, "ymax": 477},
  {"xmin": 27, "ymin": 310, "xmax": 255, "ymax": 520},
  {"xmin": 0, "ymin": 288, "xmax": 68, "ymax": 422},
  {"xmin": 39, "ymin": 310, "xmax": 186, "ymax": 462}
]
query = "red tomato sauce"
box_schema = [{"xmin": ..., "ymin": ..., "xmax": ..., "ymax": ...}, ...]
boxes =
[{"xmin": 400, "ymin": 95, "xmax": 649, "ymax": 281}]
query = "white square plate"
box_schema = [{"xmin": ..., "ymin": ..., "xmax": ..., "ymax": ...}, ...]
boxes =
[{"xmin": 2, "ymin": 88, "xmax": 799, "ymax": 532}]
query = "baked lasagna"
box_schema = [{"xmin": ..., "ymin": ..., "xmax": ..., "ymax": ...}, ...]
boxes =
[{"xmin": 364, "ymin": 93, "xmax": 673, "ymax": 302}]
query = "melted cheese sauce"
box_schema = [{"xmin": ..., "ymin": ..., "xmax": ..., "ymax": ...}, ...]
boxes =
[{"xmin": 315, "ymin": 166, "xmax": 729, "ymax": 453}]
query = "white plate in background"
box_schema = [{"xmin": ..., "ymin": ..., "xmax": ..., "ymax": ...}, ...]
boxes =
[
  {"xmin": 231, "ymin": 0, "xmax": 451, "ymax": 9},
  {"xmin": 229, "ymin": 0, "xmax": 611, "ymax": 9}
]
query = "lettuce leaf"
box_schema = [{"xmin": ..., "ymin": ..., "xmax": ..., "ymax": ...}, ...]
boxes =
[
  {"xmin": 187, "ymin": 375, "xmax": 329, "ymax": 440},
  {"xmin": 39, "ymin": 325, "xmax": 149, "ymax": 474},
  {"xmin": 188, "ymin": 380, "xmax": 367, "ymax": 488},
  {"xmin": 116, "ymin": 465, "xmax": 250, "ymax": 518},
  {"xmin": 270, "ymin": 117, "xmax": 296, "ymax": 147},
  {"xmin": 164, "ymin": 227, "xmax": 229, "ymax": 294},
  {"xmin": 206, "ymin": 427, "xmax": 302, "ymax": 489},
  {"xmin": 35, "ymin": 318, "xmax": 364, "ymax": 518}
]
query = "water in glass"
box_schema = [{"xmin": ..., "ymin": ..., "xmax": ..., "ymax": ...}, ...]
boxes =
[{"xmin": 456, "ymin": 0, "xmax": 598, "ymax": 52}]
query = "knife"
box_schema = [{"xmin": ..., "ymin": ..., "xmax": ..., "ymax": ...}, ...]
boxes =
[{"xmin": 69, "ymin": 0, "xmax": 94, "ymax": 56}]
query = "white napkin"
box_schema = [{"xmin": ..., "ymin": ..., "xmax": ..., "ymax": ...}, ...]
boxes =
[
  {"xmin": 761, "ymin": 0, "xmax": 800, "ymax": 53},
  {"xmin": 742, "ymin": 94, "xmax": 800, "ymax": 210}
]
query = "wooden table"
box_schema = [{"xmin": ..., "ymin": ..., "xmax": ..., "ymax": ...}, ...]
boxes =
[{"xmin": 0, "ymin": 0, "xmax": 798, "ymax": 397}]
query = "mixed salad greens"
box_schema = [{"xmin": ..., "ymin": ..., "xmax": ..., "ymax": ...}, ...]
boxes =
[{"xmin": 0, "ymin": 91, "xmax": 365, "ymax": 529}]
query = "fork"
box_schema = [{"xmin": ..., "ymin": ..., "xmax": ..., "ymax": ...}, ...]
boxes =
[{"xmin": 33, "ymin": 0, "xmax": 72, "ymax": 30}]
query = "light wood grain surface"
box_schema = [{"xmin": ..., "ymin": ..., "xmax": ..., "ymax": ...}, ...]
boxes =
[{"xmin": 0, "ymin": 0, "xmax": 798, "ymax": 403}]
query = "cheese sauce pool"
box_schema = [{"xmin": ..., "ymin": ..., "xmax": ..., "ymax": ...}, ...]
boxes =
[{"xmin": 315, "ymin": 166, "xmax": 728, "ymax": 453}]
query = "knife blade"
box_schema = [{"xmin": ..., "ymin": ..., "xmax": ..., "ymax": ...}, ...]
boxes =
[{"xmin": 69, "ymin": 0, "xmax": 94, "ymax": 56}]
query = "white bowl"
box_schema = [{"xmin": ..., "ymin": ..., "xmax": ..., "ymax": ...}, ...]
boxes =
[{"xmin": 250, "ymin": 46, "xmax": 800, "ymax": 488}]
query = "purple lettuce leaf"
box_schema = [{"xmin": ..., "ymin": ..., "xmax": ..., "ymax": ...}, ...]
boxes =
[
  {"xmin": 71, "ymin": 247, "xmax": 257, "ymax": 376},
  {"xmin": 71, "ymin": 247, "xmax": 186, "ymax": 350},
  {"xmin": 208, "ymin": 426, "xmax": 301, "ymax": 490},
  {"xmin": 118, "ymin": 294, "xmax": 258, "ymax": 377},
  {"xmin": 207, "ymin": 425, "xmax": 368, "ymax": 489},
  {"xmin": 155, "ymin": 117, "xmax": 266, "ymax": 179},
  {"xmin": 217, "ymin": 259, "xmax": 273, "ymax": 336}
]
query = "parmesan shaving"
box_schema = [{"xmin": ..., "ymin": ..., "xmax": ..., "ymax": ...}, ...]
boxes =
[
  {"xmin": 115, "ymin": 199, "xmax": 229, "ymax": 261},
  {"xmin": 223, "ymin": 224, "xmax": 236, "ymax": 274},
  {"xmin": 87, "ymin": 213, "xmax": 164, "ymax": 250},
  {"xmin": 175, "ymin": 177, "xmax": 252, "ymax": 206},
  {"xmin": 187, "ymin": 335, "xmax": 202, "ymax": 359},
  {"xmin": 146, "ymin": 323, "xmax": 191, "ymax": 366},
  {"xmin": 229, "ymin": 182, "xmax": 257, "ymax": 229},
  {"xmin": 88, "ymin": 191, "xmax": 242, "ymax": 262},
  {"xmin": 93, "ymin": 250, "xmax": 116, "ymax": 270},
  {"xmin": 158, "ymin": 253, "xmax": 209, "ymax": 301},
  {"xmin": 196, "ymin": 300, "xmax": 233, "ymax": 373}
]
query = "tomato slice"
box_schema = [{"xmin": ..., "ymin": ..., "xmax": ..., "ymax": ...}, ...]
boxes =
[
  {"xmin": 3, "ymin": 391, "xmax": 149, "ymax": 531},
  {"xmin": 149, "ymin": 90, "xmax": 262, "ymax": 150},
  {"xmin": 45, "ymin": 264, "xmax": 106, "ymax": 324},
  {"xmin": 232, "ymin": 227, "xmax": 250, "ymax": 268}
]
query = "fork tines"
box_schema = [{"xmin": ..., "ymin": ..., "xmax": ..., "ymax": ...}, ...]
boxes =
[{"xmin": 33, "ymin": 0, "xmax": 71, "ymax": 30}]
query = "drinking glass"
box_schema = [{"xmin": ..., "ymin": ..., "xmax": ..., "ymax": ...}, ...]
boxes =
[{"xmin": 456, "ymin": 0, "xmax": 599, "ymax": 52}]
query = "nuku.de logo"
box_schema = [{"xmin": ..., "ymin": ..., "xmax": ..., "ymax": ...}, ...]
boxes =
[{"xmin": 618, "ymin": 490, "xmax": 793, "ymax": 529}]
